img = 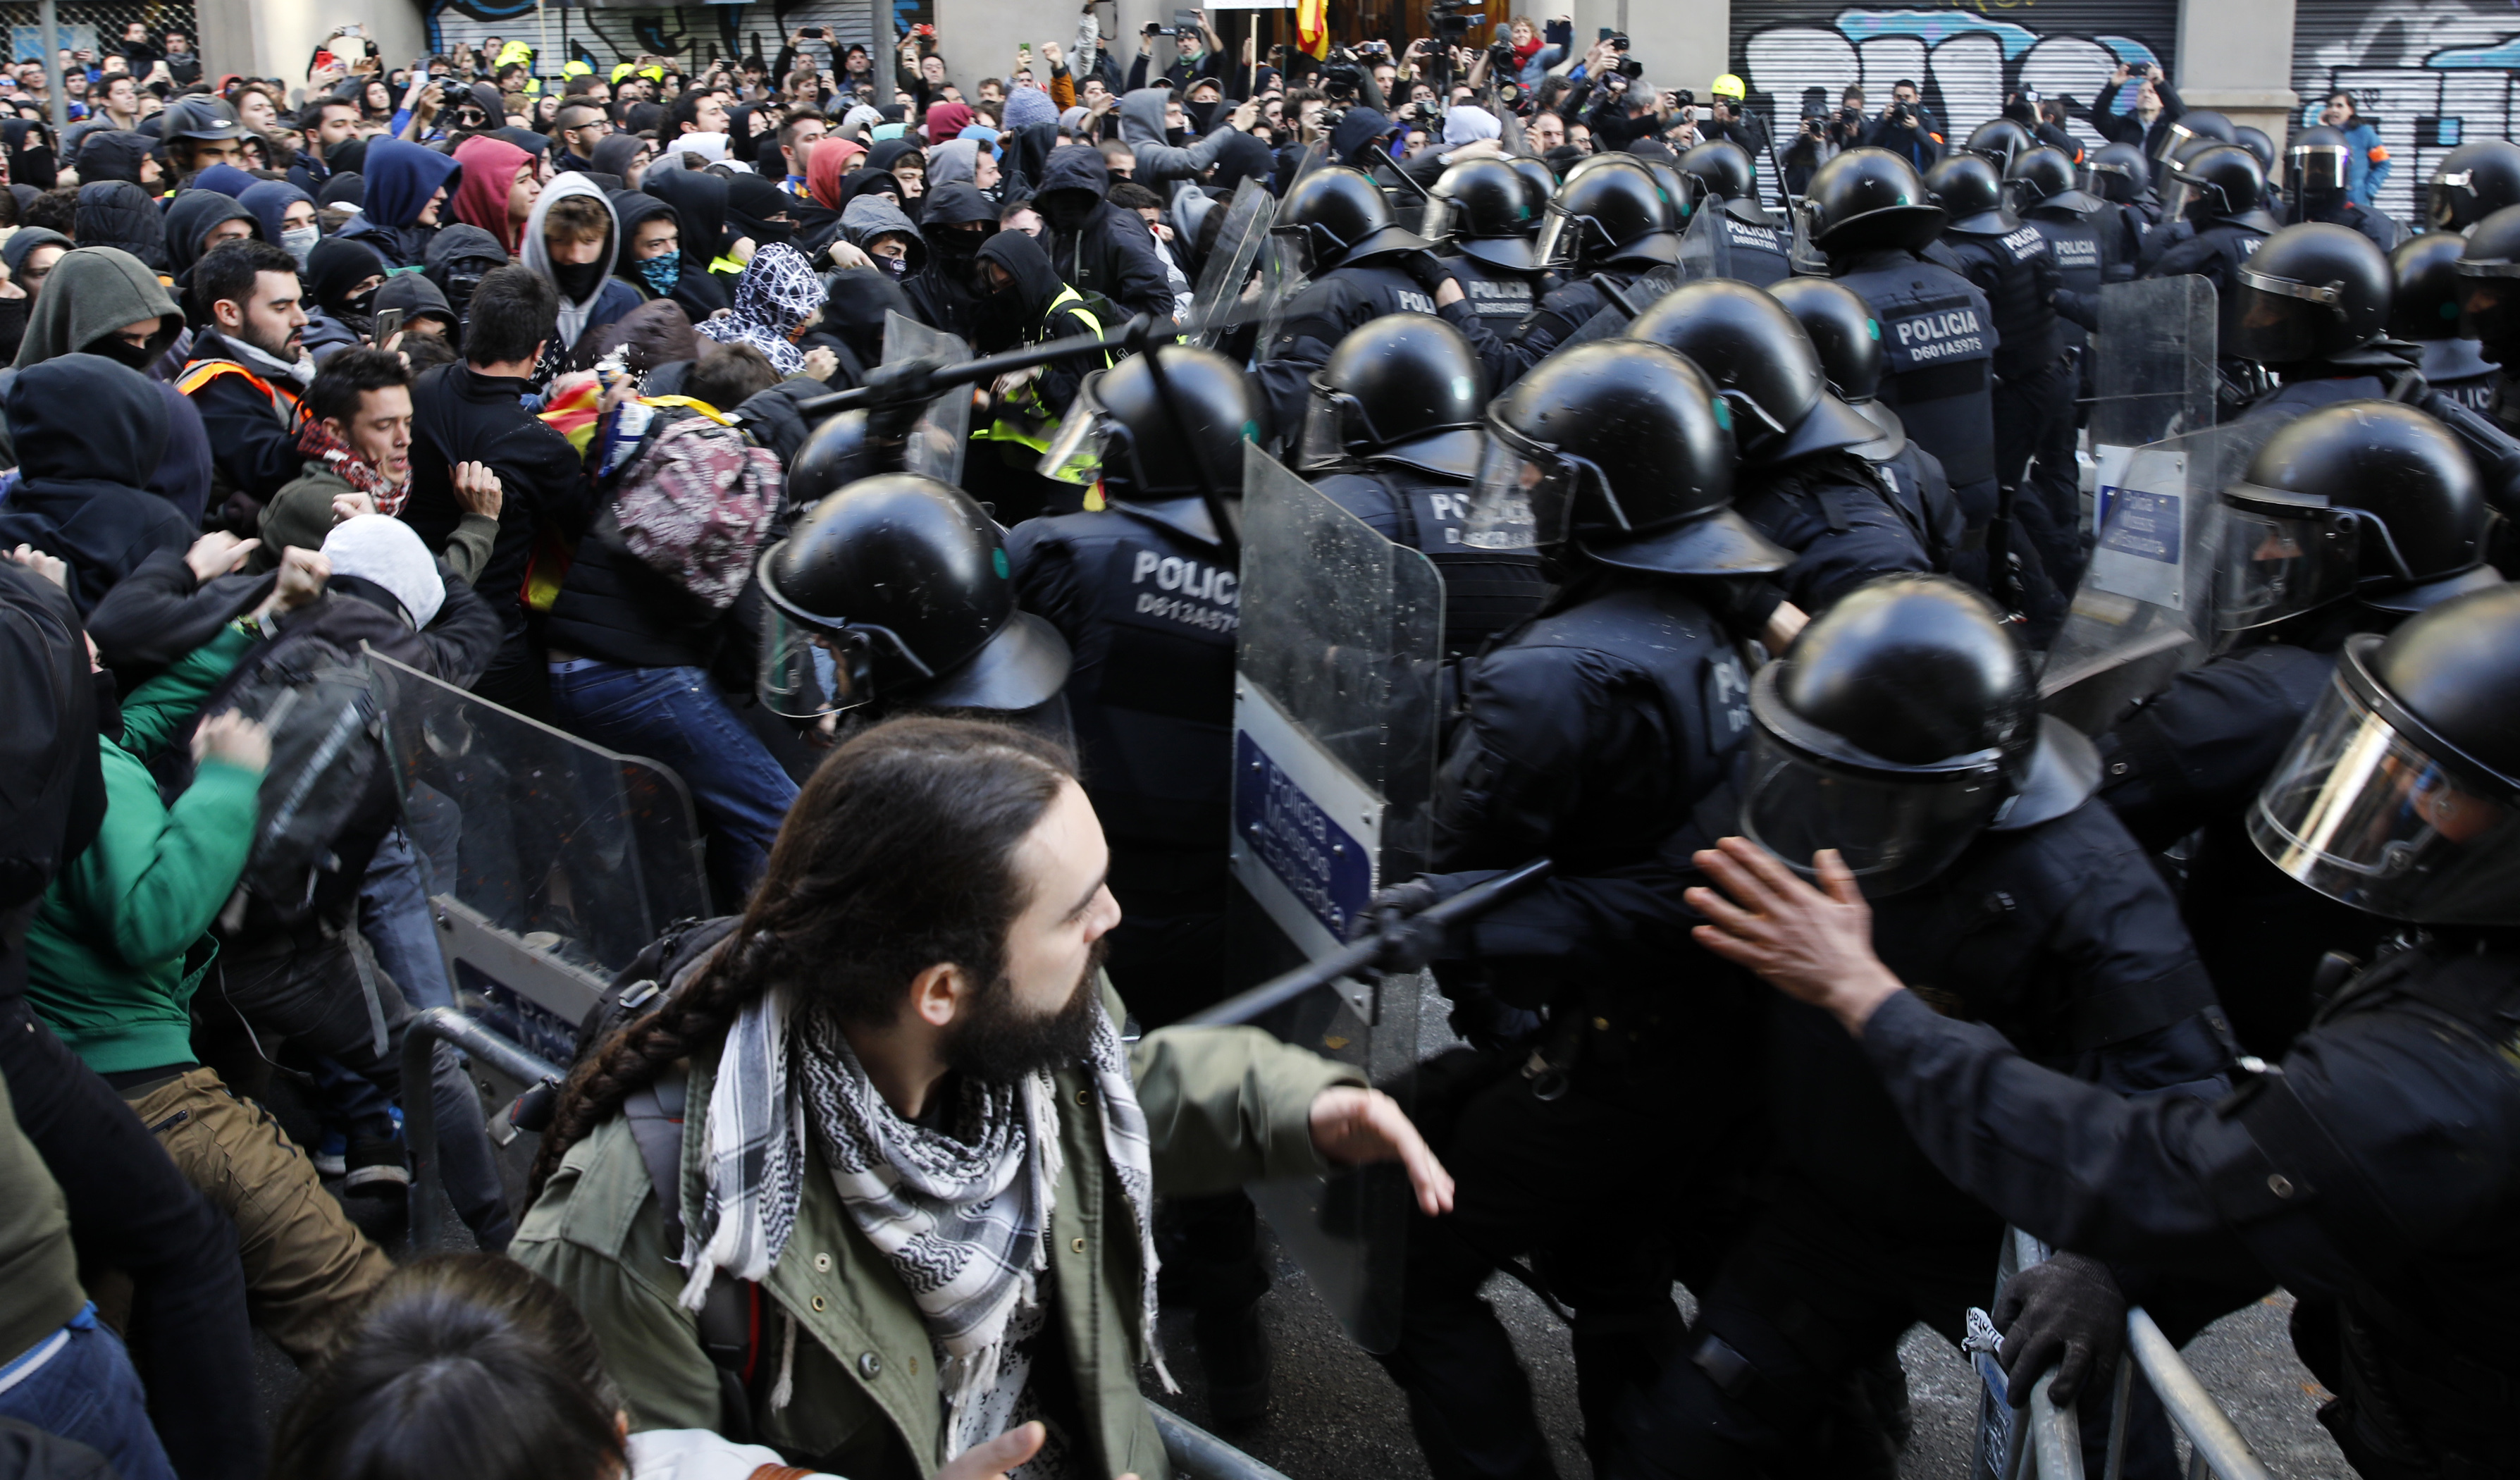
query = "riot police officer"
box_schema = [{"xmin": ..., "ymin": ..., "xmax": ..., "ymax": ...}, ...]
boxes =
[
  {"xmin": 1424, "ymin": 156, "xmax": 1552, "ymax": 330},
  {"xmin": 2094, "ymin": 400, "xmax": 2500, "ymax": 1055},
  {"xmin": 1805, "ymin": 149, "xmax": 2007, "ymax": 581},
  {"xmin": 2285, "ymin": 125, "xmax": 2399, "ymax": 250},
  {"xmin": 2394, "ymin": 230, "xmax": 2497, "ymax": 410},
  {"xmin": 2426, "ymin": 136, "xmax": 2520, "ymax": 233},
  {"xmin": 1471, "ymin": 154, "xmax": 1686, "ymax": 380},
  {"xmin": 1003, "ymin": 347, "xmax": 1273, "ymax": 1414},
  {"xmin": 1299, "ymin": 315, "xmax": 1549, "ymax": 660},
  {"xmin": 1693, "ymin": 579, "xmax": 2520, "ymax": 1480},
  {"xmin": 1251, "ymin": 164, "xmax": 1490, "ymax": 440},
  {"xmin": 1927, "ymin": 151, "xmax": 2075, "ymax": 613},
  {"xmin": 2149, "ymin": 106, "xmax": 2237, "ymax": 194},
  {"xmin": 1963, "ymin": 116, "xmax": 2035, "ymax": 180},
  {"xmin": 1614, "ymin": 574, "xmax": 2235, "ymax": 1480},
  {"xmin": 2142, "ymin": 142, "xmax": 2278, "ymax": 290},
  {"xmin": 1377, "ymin": 337, "xmax": 1787, "ymax": 1480},
  {"xmin": 755, "ymin": 471, "xmax": 1075, "ymax": 730},
  {"xmin": 1626, "ymin": 280, "xmax": 1932, "ymax": 619},
  {"xmin": 2223, "ymin": 222, "xmax": 2419, "ymax": 424},
  {"xmin": 1676, "ymin": 140, "xmax": 1793, "ymax": 286},
  {"xmin": 1769, "ymin": 273, "xmax": 1969, "ymax": 572},
  {"xmin": 2452, "ymin": 204, "xmax": 2520, "ymax": 436}
]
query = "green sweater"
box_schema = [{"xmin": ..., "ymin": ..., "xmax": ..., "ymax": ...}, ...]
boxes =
[{"xmin": 25, "ymin": 625, "xmax": 264, "ymax": 1076}]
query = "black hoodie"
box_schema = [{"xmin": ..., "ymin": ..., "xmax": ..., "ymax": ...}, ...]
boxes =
[
  {"xmin": 904, "ymin": 183, "xmax": 998, "ymax": 343},
  {"xmin": 638, "ymin": 171, "xmax": 736, "ymax": 316},
  {"xmin": 972, "ymin": 229, "xmax": 1103, "ymax": 418},
  {"xmin": 608, "ymin": 187, "xmax": 722, "ymax": 321},
  {"xmin": 1032, "ymin": 144, "xmax": 1174, "ymax": 321},
  {"xmin": 75, "ymin": 180, "xmax": 169, "ymax": 272},
  {"xmin": 73, "ymin": 129, "xmax": 156, "ymax": 187},
  {"xmin": 0, "ymin": 354, "xmax": 184, "ymax": 614}
]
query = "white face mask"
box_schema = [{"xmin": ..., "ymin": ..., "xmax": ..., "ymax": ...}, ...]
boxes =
[{"xmin": 282, "ymin": 223, "xmax": 320, "ymax": 268}]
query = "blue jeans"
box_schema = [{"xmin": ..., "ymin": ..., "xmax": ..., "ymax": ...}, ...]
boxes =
[
  {"xmin": 547, "ymin": 661, "xmax": 799, "ymax": 893},
  {"xmin": 0, "ymin": 1306, "xmax": 177, "ymax": 1480}
]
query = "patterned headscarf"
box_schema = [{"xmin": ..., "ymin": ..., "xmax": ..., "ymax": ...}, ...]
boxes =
[{"xmin": 696, "ymin": 242, "xmax": 821, "ymax": 376}]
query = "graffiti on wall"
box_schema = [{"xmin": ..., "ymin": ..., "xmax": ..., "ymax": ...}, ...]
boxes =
[
  {"xmin": 2293, "ymin": 0, "xmax": 2520, "ymax": 226},
  {"xmin": 426, "ymin": 0, "xmax": 889, "ymax": 78}
]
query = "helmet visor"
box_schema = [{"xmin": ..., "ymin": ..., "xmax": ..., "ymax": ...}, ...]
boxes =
[
  {"xmin": 2249, "ymin": 655, "xmax": 2520, "ymax": 923},
  {"xmin": 1533, "ymin": 203, "xmax": 1579, "ymax": 270},
  {"xmin": 1297, "ymin": 385, "xmax": 1357, "ymax": 471},
  {"xmin": 2289, "ymin": 144, "xmax": 2347, "ymax": 194},
  {"xmin": 2431, "ymin": 171, "xmax": 2473, "ymax": 231},
  {"xmin": 1419, "ymin": 193, "xmax": 1464, "ymax": 246},
  {"xmin": 1037, "ymin": 376, "xmax": 1111, "ymax": 486},
  {"xmin": 2225, "ymin": 265, "xmax": 2343, "ymax": 364},
  {"xmin": 2214, "ymin": 500, "xmax": 2351, "ymax": 634},
  {"xmin": 2454, "ymin": 261, "xmax": 2520, "ymax": 343},
  {"xmin": 758, "ymin": 605, "xmax": 879, "ymax": 719},
  {"xmin": 1738, "ymin": 724, "xmax": 2009, "ymax": 898},
  {"xmin": 1266, "ymin": 223, "xmax": 1318, "ymax": 280},
  {"xmin": 1471, "ymin": 418, "xmax": 1577, "ymax": 549}
]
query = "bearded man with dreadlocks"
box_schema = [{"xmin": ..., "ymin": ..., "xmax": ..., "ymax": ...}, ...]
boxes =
[{"xmin": 513, "ymin": 716, "xmax": 1452, "ymax": 1474}]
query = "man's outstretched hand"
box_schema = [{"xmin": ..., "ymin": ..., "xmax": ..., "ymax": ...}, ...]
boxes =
[
  {"xmin": 1309, "ymin": 1086, "xmax": 1454, "ymax": 1216},
  {"xmin": 1686, "ymin": 837, "xmax": 1906, "ymax": 1035}
]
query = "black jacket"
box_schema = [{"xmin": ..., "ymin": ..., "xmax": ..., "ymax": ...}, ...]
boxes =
[
  {"xmin": 181, "ymin": 328, "xmax": 311, "ymax": 510},
  {"xmin": 1034, "ymin": 144, "xmax": 1175, "ymax": 322},
  {"xmin": 403, "ymin": 362, "xmax": 594, "ymax": 632},
  {"xmin": 2089, "ymin": 78, "xmax": 2185, "ymax": 154},
  {"xmin": 0, "ymin": 354, "xmax": 184, "ymax": 615}
]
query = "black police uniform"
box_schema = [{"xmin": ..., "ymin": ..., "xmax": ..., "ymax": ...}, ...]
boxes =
[
  {"xmin": 1471, "ymin": 260, "xmax": 1667, "ymax": 386},
  {"xmin": 2142, "ymin": 215, "xmax": 2270, "ymax": 297},
  {"xmin": 1312, "ymin": 466, "xmax": 1550, "ymax": 660},
  {"xmin": 1003, "ymin": 499, "xmax": 1240, "ymax": 1028},
  {"xmin": 1443, "ymin": 252, "xmax": 1547, "ymax": 329},
  {"xmin": 1732, "ymin": 450, "xmax": 1934, "ymax": 618},
  {"xmin": 1702, "ymin": 201, "xmax": 1793, "ymax": 287},
  {"xmin": 1378, "ymin": 571, "xmax": 1765, "ymax": 1480},
  {"xmin": 1844, "ymin": 933, "xmax": 2520, "ymax": 1480},
  {"xmin": 1254, "ymin": 263, "xmax": 1493, "ymax": 440},
  {"xmin": 1944, "ymin": 220, "xmax": 2075, "ymax": 603},
  {"xmin": 1858, "ymin": 433, "xmax": 1969, "ymax": 572},
  {"xmin": 2027, "ymin": 199, "xmax": 2120, "ymax": 588},
  {"xmin": 2233, "ymin": 345, "xmax": 2424, "ymax": 427},
  {"xmin": 2417, "ymin": 338, "xmax": 2498, "ymax": 414},
  {"xmin": 2292, "ymin": 191, "xmax": 2397, "ymax": 253},
  {"xmin": 1616, "ymin": 792, "xmax": 2237, "ymax": 1480},
  {"xmin": 1829, "ymin": 248, "xmax": 2003, "ymax": 540}
]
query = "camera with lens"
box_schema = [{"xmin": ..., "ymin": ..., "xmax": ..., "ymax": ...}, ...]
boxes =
[
  {"xmin": 1318, "ymin": 45, "xmax": 1366, "ymax": 97},
  {"xmin": 1431, "ymin": 0, "xmax": 1487, "ymax": 44},
  {"xmin": 1887, "ymin": 99, "xmax": 1914, "ymax": 124}
]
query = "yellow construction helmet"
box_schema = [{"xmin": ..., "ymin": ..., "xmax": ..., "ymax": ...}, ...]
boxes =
[{"xmin": 1711, "ymin": 73, "xmax": 1747, "ymax": 100}]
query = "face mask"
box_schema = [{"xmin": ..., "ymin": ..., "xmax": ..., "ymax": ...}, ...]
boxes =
[
  {"xmin": 637, "ymin": 249, "xmax": 681, "ymax": 295},
  {"xmin": 880, "ymin": 253, "xmax": 910, "ymax": 279},
  {"xmin": 281, "ymin": 223, "xmax": 319, "ymax": 268},
  {"xmin": 90, "ymin": 335, "xmax": 154, "ymax": 369},
  {"xmin": 1042, "ymin": 192, "xmax": 1094, "ymax": 230}
]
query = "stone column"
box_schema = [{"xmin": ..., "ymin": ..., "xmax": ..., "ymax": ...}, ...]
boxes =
[{"xmin": 2175, "ymin": 0, "xmax": 2298, "ymax": 142}]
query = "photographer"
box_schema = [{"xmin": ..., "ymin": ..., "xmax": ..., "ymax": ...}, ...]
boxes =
[
  {"xmin": 1701, "ymin": 73, "xmax": 1768, "ymax": 159},
  {"xmin": 1781, "ymin": 90, "xmax": 1841, "ymax": 196},
  {"xmin": 2091, "ymin": 61, "xmax": 2183, "ymax": 154},
  {"xmin": 1856, "ymin": 77, "xmax": 1940, "ymax": 171},
  {"xmin": 1129, "ymin": 9, "xmax": 1225, "ymax": 93}
]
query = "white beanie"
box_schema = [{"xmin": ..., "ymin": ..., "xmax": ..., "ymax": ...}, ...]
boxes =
[
  {"xmin": 321, "ymin": 514, "xmax": 445, "ymax": 629},
  {"xmin": 661, "ymin": 131, "xmax": 731, "ymax": 164},
  {"xmin": 1443, "ymin": 106, "xmax": 1502, "ymax": 146}
]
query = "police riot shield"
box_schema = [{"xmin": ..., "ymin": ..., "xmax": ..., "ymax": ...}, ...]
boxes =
[
  {"xmin": 370, "ymin": 653, "xmax": 709, "ymax": 1065},
  {"xmin": 2090, "ymin": 276, "xmax": 2217, "ymax": 457},
  {"xmin": 1188, "ymin": 177, "xmax": 1276, "ymax": 351},
  {"xmin": 1226, "ymin": 445, "xmax": 1444, "ymax": 1352},
  {"xmin": 1676, "ymin": 194, "xmax": 1725, "ymax": 282},
  {"xmin": 2039, "ymin": 421, "xmax": 2274, "ymax": 732},
  {"xmin": 1254, "ymin": 229, "xmax": 1309, "ymax": 361},
  {"xmin": 882, "ymin": 312, "xmax": 975, "ymax": 489}
]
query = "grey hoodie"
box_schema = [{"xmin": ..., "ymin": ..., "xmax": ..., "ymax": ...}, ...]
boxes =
[
  {"xmin": 519, "ymin": 172, "xmax": 626, "ymax": 349},
  {"xmin": 1118, "ymin": 87, "xmax": 1237, "ymax": 187},
  {"xmin": 925, "ymin": 137, "xmax": 981, "ymax": 192}
]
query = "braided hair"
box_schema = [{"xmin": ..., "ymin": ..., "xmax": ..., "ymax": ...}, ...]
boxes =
[{"xmin": 527, "ymin": 715, "xmax": 1079, "ymax": 1200}]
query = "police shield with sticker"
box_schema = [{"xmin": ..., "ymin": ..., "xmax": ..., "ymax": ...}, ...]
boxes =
[{"xmin": 1223, "ymin": 441, "xmax": 1445, "ymax": 1358}]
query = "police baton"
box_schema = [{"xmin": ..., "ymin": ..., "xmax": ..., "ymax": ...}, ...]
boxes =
[
  {"xmin": 1178, "ymin": 858, "xmax": 1555, "ymax": 1028},
  {"xmin": 786, "ymin": 304, "xmax": 1264, "ymax": 423}
]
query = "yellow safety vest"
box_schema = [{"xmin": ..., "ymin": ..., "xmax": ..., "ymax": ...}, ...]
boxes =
[{"xmin": 982, "ymin": 287, "xmax": 1108, "ymax": 454}]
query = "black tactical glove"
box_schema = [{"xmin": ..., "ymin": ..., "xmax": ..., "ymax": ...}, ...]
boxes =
[
  {"xmin": 1354, "ymin": 876, "xmax": 1458, "ymax": 973},
  {"xmin": 1993, "ymin": 1252, "xmax": 2125, "ymax": 1408},
  {"xmin": 1397, "ymin": 248, "xmax": 1456, "ymax": 299},
  {"xmin": 863, "ymin": 353, "xmax": 950, "ymax": 443}
]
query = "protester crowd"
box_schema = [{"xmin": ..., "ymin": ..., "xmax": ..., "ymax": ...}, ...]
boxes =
[{"xmin": 0, "ymin": 10, "xmax": 2514, "ymax": 1480}]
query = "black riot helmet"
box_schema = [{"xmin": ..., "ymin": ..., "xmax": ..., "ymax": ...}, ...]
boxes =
[
  {"xmin": 2217, "ymin": 400, "xmax": 2497, "ymax": 643},
  {"xmin": 1423, "ymin": 156, "xmax": 1545, "ymax": 271},
  {"xmin": 1679, "ymin": 140, "xmax": 1756, "ymax": 202},
  {"xmin": 2007, "ymin": 145, "xmax": 2101, "ymax": 215},
  {"xmin": 1272, "ymin": 164, "xmax": 1428, "ymax": 273},
  {"xmin": 1302, "ymin": 315, "xmax": 1488, "ymax": 479},
  {"xmin": 1039, "ymin": 345, "xmax": 1254, "ymax": 541},
  {"xmin": 2451, "ymin": 204, "xmax": 2520, "ymax": 345},
  {"xmin": 1963, "ymin": 118, "xmax": 2034, "ymax": 179},
  {"xmin": 2152, "ymin": 108, "xmax": 2235, "ymax": 169},
  {"xmin": 2223, "ymin": 221, "xmax": 2392, "ymax": 366},
  {"xmin": 1536, "ymin": 155, "xmax": 1681, "ymax": 270},
  {"xmin": 756, "ymin": 474, "xmax": 1073, "ymax": 719},
  {"xmin": 1768, "ymin": 275, "xmax": 1901, "ymax": 452},
  {"xmin": 1742, "ymin": 574, "xmax": 2098, "ymax": 896},
  {"xmin": 2080, "ymin": 141, "xmax": 2150, "ymax": 206},
  {"xmin": 2287, "ymin": 125, "xmax": 2353, "ymax": 197},
  {"xmin": 1925, "ymin": 152, "xmax": 2018, "ymax": 237},
  {"xmin": 1803, "ymin": 147, "xmax": 1946, "ymax": 256},
  {"xmin": 784, "ymin": 409, "xmax": 879, "ymax": 509},
  {"xmin": 2388, "ymin": 231, "xmax": 2473, "ymax": 342},
  {"xmin": 2168, "ymin": 143, "xmax": 2271, "ymax": 227},
  {"xmin": 2249, "ymin": 581, "xmax": 2520, "ymax": 925},
  {"xmin": 2234, "ymin": 125, "xmax": 2278, "ymax": 178},
  {"xmin": 1626, "ymin": 280, "xmax": 1881, "ymax": 466},
  {"xmin": 2428, "ymin": 140, "xmax": 2520, "ymax": 233},
  {"xmin": 1507, "ymin": 154, "xmax": 1558, "ymax": 207},
  {"xmin": 1469, "ymin": 338, "xmax": 1788, "ymax": 577}
]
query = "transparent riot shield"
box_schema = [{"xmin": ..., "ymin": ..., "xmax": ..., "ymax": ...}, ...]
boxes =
[
  {"xmin": 2090, "ymin": 276, "xmax": 2217, "ymax": 457},
  {"xmin": 1188, "ymin": 177, "xmax": 1276, "ymax": 350},
  {"xmin": 1226, "ymin": 445, "xmax": 1444, "ymax": 1352},
  {"xmin": 2039, "ymin": 420, "xmax": 2275, "ymax": 733},
  {"xmin": 1254, "ymin": 230, "xmax": 1309, "ymax": 360},
  {"xmin": 370, "ymin": 653, "xmax": 708, "ymax": 1064},
  {"xmin": 882, "ymin": 311, "xmax": 975, "ymax": 489},
  {"xmin": 1676, "ymin": 195, "xmax": 1724, "ymax": 282}
]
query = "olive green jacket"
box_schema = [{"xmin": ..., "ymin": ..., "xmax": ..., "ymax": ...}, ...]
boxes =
[{"xmin": 513, "ymin": 985, "xmax": 1359, "ymax": 1477}]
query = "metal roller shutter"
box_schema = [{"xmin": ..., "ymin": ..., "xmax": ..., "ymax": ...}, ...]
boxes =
[
  {"xmin": 2292, "ymin": 0, "xmax": 2520, "ymax": 227},
  {"xmin": 1727, "ymin": 0, "xmax": 2180, "ymax": 204},
  {"xmin": 431, "ymin": 0, "xmax": 878, "ymax": 80}
]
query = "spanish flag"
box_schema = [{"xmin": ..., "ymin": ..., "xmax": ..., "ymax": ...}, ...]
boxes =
[{"xmin": 1297, "ymin": 0, "xmax": 1330, "ymax": 59}]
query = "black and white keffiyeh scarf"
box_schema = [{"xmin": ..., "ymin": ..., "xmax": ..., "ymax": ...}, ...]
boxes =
[{"xmin": 677, "ymin": 978, "xmax": 1172, "ymax": 1453}]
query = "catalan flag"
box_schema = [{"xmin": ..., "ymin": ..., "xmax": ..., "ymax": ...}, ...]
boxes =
[{"xmin": 1297, "ymin": 0, "xmax": 1330, "ymax": 59}]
